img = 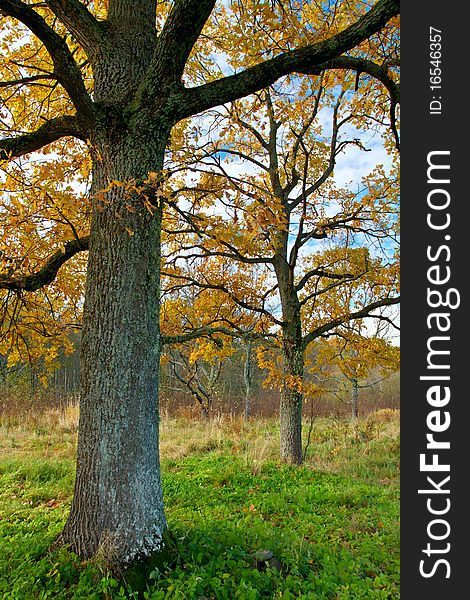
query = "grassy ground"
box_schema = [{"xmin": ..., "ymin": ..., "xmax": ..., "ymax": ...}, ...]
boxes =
[{"xmin": 0, "ymin": 406, "xmax": 400, "ymax": 599}]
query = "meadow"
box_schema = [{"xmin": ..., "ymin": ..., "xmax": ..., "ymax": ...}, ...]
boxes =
[{"xmin": 0, "ymin": 403, "xmax": 400, "ymax": 599}]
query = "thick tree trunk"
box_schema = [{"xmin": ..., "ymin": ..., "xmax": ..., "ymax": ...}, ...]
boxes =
[{"xmin": 59, "ymin": 127, "xmax": 169, "ymax": 564}]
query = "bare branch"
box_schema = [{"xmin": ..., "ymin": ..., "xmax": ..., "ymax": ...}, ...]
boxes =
[
  {"xmin": 357, "ymin": 313, "xmax": 400, "ymax": 331},
  {"xmin": 162, "ymin": 325, "xmax": 268, "ymax": 345},
  {"xmin": 299, "ymin": 270, "xmax": 367, "ymax": 307},
  {"xmin": 207, "ymin": 147, "xmax": 269, "ymax": 172},
  {"xmin": 299, "ymin": 56, "xmax": 399, "ymax": 103},
  {"xmin": 0, "ymin": 73, "xmax": 56, "ymax": 88},
  {"xmin": 295, "ymin": 268, "xmax": 354, "ymax": 293}
]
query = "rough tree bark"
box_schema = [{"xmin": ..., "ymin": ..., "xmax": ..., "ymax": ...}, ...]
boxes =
[
  {"xmin": 279, "ymin": 339, "xmax": 305, "ymax": 465},
  {"xmin": 58, "ymin": 128, "xmax": 170, "ymax": 561},
  {"xmin": 0, "ymin": 0, "xmax": 400, "ymax": 567},
  {"xmin": 53, "ymin": 2, "xmax": 174, "ymax": 560},
  {"xmin": 274, "ymin": 250, "xmax": 305, "ymax": 465}
]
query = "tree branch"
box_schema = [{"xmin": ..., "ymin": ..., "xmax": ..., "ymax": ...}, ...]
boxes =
[
  {"xmin": 295, "ymin": 268, "xmax": 354, "ymax": 293},
  {"xmin": 133, "ymin": 0, "xmax": 216, "ymax": 108},
  {"xmin": 45, "ymin": 0, "xmax": 106, "ymax": 58},
  {"xmin": 0, "ymin": 73, "xmax": 56, "ymax": 88},
  {"xmin": 165, "ymin": 199, "xmax": 274, "ymax": 265},
  {"xmin": 288, "ymin": 95, "xmax": 344, "ymax": 214},
  {"xmin": 0, "ymin": 236, "xmax": 89, "ymax": 292},
  {"xmin": 172, "ymin": 0, "xmax": 399, "ymax": 118},
  {"xmin": 299, "ymin": 55, "xmax": 400, "ymax": 150},
  {"xmin": 0, "ymin": 115, "xmax": 86, "ymax": 160},
  {"xmin": 162, "ymin": 325, "xmax": 267, "ymax": 345},
  {"xmin": 299, "ymin": 56, "xmax": 399, "ymax": 103},
  {"xmin": 303, "ymin": 295, "xmax": 400, "ymax": 347},
  {"xmin": 0, "ymin": 0, "xmax": 93, "ymax": 119},
  {"xmin": 156, "ymin": 0, "xmax": 216, "ymax": 83},
  {"xmin": 299, "ymin": 270, "xmax": 367, "ymax": 308},
  {"xmin": 162, "ymin": 270, "xmax": 283, "ymax": 327}
]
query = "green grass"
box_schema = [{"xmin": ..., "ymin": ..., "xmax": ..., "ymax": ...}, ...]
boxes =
[{"xmin": 0, "ymin": 410, "xmax": 399, "ymax": 599}]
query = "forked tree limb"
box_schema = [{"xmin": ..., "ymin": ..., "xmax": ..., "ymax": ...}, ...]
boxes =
[{"xmin": 149, "ymin": 0, "xmax": 217, "ymax": 88}]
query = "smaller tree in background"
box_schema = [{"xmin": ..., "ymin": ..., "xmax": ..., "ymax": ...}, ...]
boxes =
[
  {"xmin": 165, "ymin": 343, "xmax": 225, "ymax": 419},
  {"xmin": 164, "ymin": 83, "xmax": 399, "ymax": 464},
  {"xmin": 315, "ymin": 318, "xmax": 399, "ymax": 419},
  {"xmin": 160, "ymin": 255, "xmax": 272, "ymax": 417}
]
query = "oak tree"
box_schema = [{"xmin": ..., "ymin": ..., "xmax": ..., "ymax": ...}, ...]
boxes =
[
  {"xmin": 164, "ymin": 83, "xmax": 399, "ymax": 464},
  {"xmin": 160, "ymin": 253, "xmax": 270, "ymax": 416},
  {"xmin": 315, "ymin": 314, "xmax": 399, "ymax": 419}
]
